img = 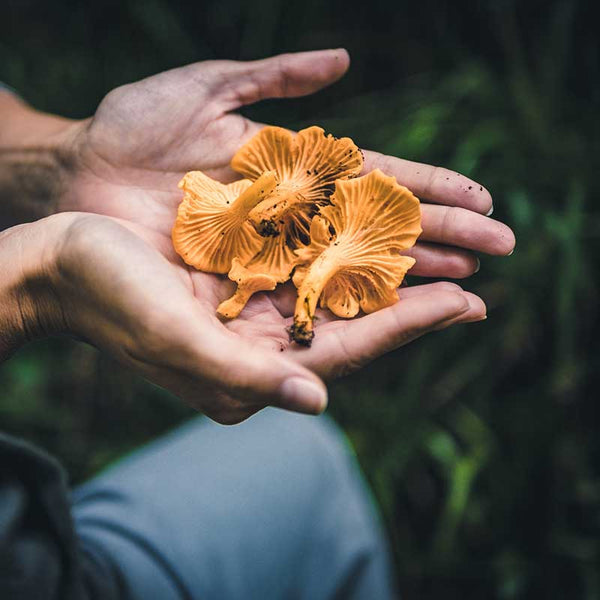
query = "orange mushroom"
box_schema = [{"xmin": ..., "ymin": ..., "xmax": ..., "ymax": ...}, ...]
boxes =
[
  {"xmin": 231, "ymin": 125, "xmax": 363, "ymax": 240},
  {"xmin": 216, "ymin": 126, "xmax": 364, "ymax": 317},
  {"xmin": 216, "ymin": 258, "xmax": 279, "ymax": 319},
  {"xmin": 216, "ymin": 235, "xmax": 295, "ymax": 319},
  {"xmin": 172, "ymin": 170, "xmax": 277, "ymax": 273},
  {"xmin": 290, "ymin": 169, "xmax": 422, "ymax": 346}
]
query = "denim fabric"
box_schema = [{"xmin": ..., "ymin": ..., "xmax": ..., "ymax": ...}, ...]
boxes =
[
  {"xmin": 71, "ymin": 409, "xmax": 396, "ymax": 599},
  {"xmin": 0, "ymin": 82, "xmax": 18, "ymax": 96}
]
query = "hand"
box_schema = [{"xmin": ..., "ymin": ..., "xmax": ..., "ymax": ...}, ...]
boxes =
[
  {"xmin": 0, "ymin": 50, "xmax": 512, "ymax": 423},
  {"xmin": 62, "ymin": 49, "xmax": 515, "ymax": 278},
  {"xmin": 0, "ymin": 214, "xmax": 486, "ymax": 424},
  {"xmin": 53, "ymin": 49, "xmax": 511, "ymax": 417}
]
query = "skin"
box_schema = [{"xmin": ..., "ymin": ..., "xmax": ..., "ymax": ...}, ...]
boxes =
[{"xmin": 0, "ymin": 49, "xmax": 515, "ymax": 424}]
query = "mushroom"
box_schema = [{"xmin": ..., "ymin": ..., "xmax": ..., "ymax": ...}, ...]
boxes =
[
  {"xmin": 216, "ymin": 235, "xmax": 295, "ymax": 319},
  {"xmin": 290, "ymin": 169, "xmax": 422, "ymax": 347},
  {"xmin": 172, "ymin": 169, "xmax": 277, "ymax": 273},
  {"xmin": 216, "ymin": 258, "xmax": 279, "ymax": 319},
  {"xmin": 216, "ymin": 126, "xmax": 364, "ymax": 317},
  {"xmin": 231, "ymin": 125, "xmax": 363, "ymax": 241}
]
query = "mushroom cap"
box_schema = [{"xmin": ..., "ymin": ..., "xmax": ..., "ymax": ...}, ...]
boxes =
[
  {"xmin": 232, "ymin": 125, "xmax": 363, "ymax": 196},
  {"xmin": 172, "ymin": 170, "xmax": 277, "ymax": 274},
  {"xmin": 244, "ymin": 233, "xmax": 298, "ymax": 281},
  {"xmin": 291, "ymin": 169, "xmax": 422, "ymax": 345},
  {"xmin": 231, "ymin": 126, "xmax": 363, "ymax": 238}
]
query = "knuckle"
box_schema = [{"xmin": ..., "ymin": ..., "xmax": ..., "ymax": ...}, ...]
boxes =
[
  {"xmin": 424, "ymin": 165, "xmax": 441, "ymax": 198},
  {"xmin": 389, "ymin": 307, "xmax": 422, "ymax": 346},
  {"xmin": 439, "ymin": 206, "xmax": 462, "ymax": 242},
  {"xmin": 274, "ymin": 55, "xmax": 291, "ymax": 96},
  {"xmin": 444, "ymin": 291, "xmax": 470, "ymax": 315},
  {"xmin": 330, "ymin": 329, "xmax": 366, "ymax": 377},
  {"xmin": 381, "ymin": 154, "xmax": 399, "ymax": 178},
  {"xmin": 433, "ymin": 281, "xmax": 463, "ymax": 292}
]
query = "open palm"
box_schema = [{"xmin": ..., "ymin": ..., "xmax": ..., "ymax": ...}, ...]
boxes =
[
  {"xmin": 53, "ymin": 50, "xmax": 515, "ymax": 420},
  {"xmin": 58, "ymin": 213, "xmax": 482, "ymax": 424}
]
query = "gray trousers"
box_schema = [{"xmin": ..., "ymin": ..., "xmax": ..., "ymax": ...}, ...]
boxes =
[{"xmin": 71, "ymin": 408, "xmax": 396, "ymax": 599}]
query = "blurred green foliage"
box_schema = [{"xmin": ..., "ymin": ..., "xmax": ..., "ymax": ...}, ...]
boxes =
[{"xmin": 1, "ymin": 0, "xmax": 599, "ymax": 597}]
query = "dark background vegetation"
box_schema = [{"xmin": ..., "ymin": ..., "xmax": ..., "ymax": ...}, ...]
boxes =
[{"xmin": 1, "ymin": 0, "xmax": 598, "ymax": 597}]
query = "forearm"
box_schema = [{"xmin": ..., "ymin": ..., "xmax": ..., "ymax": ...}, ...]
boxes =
[{"xmin": 0, "ymin": 92, "xmax": 81, "ymax": 229}]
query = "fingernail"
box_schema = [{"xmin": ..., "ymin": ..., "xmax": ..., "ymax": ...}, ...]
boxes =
[
  {"xmin": 486, "ymin": 205, "xmax": 494, "ymax": 216},
  {"xmin": 462, "ymin": 314, "xmax": 487, "ymax": 323},
  {"xmin": 279, "ymin": 378, "xmax": 328, "ymax": 414},
  {"xmin": 507, "ymin": 248, "xmax": 514, "ymax": 256},
  {"xmin": 474, "ymin": 258, "xmax": 481, "ymax": 273}
]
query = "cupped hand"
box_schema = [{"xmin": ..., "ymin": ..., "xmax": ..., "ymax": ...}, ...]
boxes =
[
  {"xmin": 6, "ymin": 213, "xmax": 485, "ymax": 424},
  {"xmin": 37, "ymin": 50, "xmax": 514, "ymax": 422},
  {"xmin": 61, "ymin": 49, "xmax": 515, "ymax": 281}
]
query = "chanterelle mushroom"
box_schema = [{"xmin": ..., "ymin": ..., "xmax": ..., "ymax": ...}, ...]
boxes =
[
  {"xmin": 290, "ymin": 169, "xmax": 422, "ymax": 347},
  {"xmin": 215, "ymin": 236, "xmax": 293, "ymax": 319},
  {"xmin": 216, "ymin": 258, "xmax": 279, "ymax": 319},
  {"xmin": 217, "ymin": 126, "xmax": 364, "ymax": 316},
  {"xmin": 172, "ymin": 170, "xmax": 277, "ymax": 273},
  {"xmin": 232, "ymin": 126, "xmax": 363, "ymax": 240}
]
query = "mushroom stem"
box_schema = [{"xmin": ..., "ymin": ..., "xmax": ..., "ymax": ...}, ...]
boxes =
[
  {"xmin": 217, "ymin": 259, "xmax": 279, "ymax": 319},
  {"xmin": 230, "ymin": 171, "xmax": 278, "ymax": 220},
  {"xmin": 248, "ymin": 187, "xmax": 299, "ymax": 237},
  {"xmin": 217, "ymin": 288, "xmax": 253, "ymax": 319},
  {"xmin": 291, "ymin": 249, "xmax": 340, "ymax": 347}
]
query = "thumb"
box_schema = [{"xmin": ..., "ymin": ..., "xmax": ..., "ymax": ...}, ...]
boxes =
[
  {"xmin": 214, "ymin": 49, "xmax": 350, "ymax": 110},
  {"xmin": 198, "ymin": 332, "xmax": 329, "ymax": 419}
]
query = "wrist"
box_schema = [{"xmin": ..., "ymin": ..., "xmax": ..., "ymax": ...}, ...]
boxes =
[
  {"xmin": 0, "ymin": 93, "xmax": 88, "ymax": 228},
  {"xmin": 0, "ymin": 214, "xmax": 73, "ymax": 361}
]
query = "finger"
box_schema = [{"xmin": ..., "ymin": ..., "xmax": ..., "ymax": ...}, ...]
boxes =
[
  {"xmin": 293, "ymin": 289, "xmax": 486, "ymax": 378},
  {"xmin": 310, "ymin": 281, "xmax": 471, "ymax": 326},
  {"xmin": 186, "ymin": 325, "xmax": 329, "ymax": 420},
  {"xmin": 404, "ymin": 243, "xmax": 480, "ymax": 278},
  {"xmin": 439, "ymin": 291, "xmax": 486, "ymax": 323},
  {"xmin": 362, "ymin": 150, "xmax": 493, "ymax": 214},
  {"xmin": 271, "ymin": 278, "xmax": 476, "ymax": 323},
  {"xmin": 420, "ymin": 204, "xmax": 516, "ymax": 255},
  {"xmin": 397, "ymin": 281, "xmax": 467, "ymax": 298},
  {"xmin": 215, "ymin": 49, "xmax": 350, "ymax": 110}
]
